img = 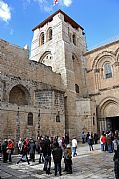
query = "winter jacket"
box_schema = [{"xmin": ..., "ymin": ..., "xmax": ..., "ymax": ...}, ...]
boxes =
[{"xmin": 52, "ymin": 146, "xmax": 62, "ymax": 162}]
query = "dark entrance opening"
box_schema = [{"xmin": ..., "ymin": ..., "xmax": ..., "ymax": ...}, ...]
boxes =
[{"xmin": 106, "ymin": 116, "xmax": 119, "ymax": 132}]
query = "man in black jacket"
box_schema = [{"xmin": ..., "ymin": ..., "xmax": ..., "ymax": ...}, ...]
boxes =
[
  {"xmin": 52, "ymin": 142, "xmax": 62, "ymax": 176},
  {"xmin": 113, "ymin": 130, "xmax": 119, "ymax": 179}
]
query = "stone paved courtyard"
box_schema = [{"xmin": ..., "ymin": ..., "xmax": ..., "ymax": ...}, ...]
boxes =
[{"xmin": 0, "ymin": 144, "xmax": 115, "ymax": 179}]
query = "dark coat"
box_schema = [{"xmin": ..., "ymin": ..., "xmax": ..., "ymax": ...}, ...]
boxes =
[
  {"xmin": 29, "ymin": 141, "xmax": 36, "ymax": 154},
  {"xmin": 52, "ymin": 146, "xmax": 62, "ymax": 162}
]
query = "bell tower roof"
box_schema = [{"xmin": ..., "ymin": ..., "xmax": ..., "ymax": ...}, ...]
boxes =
[{"xmin": 32, "ymin": 9, "xmax": 84, "ymax": 31}]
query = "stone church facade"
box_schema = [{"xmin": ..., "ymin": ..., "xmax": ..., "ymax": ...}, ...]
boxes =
[{"xmin": 0, "ymin": 9, "xmax": 119, "ymax": 141}]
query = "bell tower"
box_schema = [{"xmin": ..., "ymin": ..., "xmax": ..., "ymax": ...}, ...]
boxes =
[{"xmin": 31, "ymin": 9, "xmax": 88, "ymax": 138}]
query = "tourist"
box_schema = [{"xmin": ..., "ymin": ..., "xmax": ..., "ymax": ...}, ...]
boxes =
[
  {"xmin": 43, "ymin": 136, "xmax": 52, "ymax": 174},
  {"xmin": 100, "ymin": 132, "xmax": 107, "ymax": 151},
  {"xmin": 82, "ymin": 131, "xmax": 85, "ymax": 144},
  {"xmin": 64, "ymin": 133, "xmax": 69, "ymax": 145},
  {"xmin": 18, "ymin": 138, "xmax": 23, "ymax": 154},
  {"xmin": 93, "ymin": 133, "xmax": 99, "ymax": 144},
  {"xmin": 72, "ymin": 137, "xmax": 77, "ymax": 157},
  {"xmin": 86, "ymin": 132, "xmax": 90, "ymax": 142},
  {"xmin": 106, "ymin": 132, "xmax": 113, "ymax": 153},
  {"xmin": 7, "ymin": 139, "xmax": 14, "ymax": 163},
  {"xmin": 29, "ymin": 138, "xmax": 36, "ymax": 162},
  {"xmin": 17, "ymin": 140, "xmax": 30, "ymax": 165},
  {"xmin": 2, "ymin": 139, "xmax": 8, "ymax": 163},
  {"xmin": 52, "ymin": 142, "xmax": 63, "ymax": 176},
  {"xmin": 64, "ymin": 144, "xmax": 72, "ymax": 174},
  {"xmin": 113, "ymin": 130, "xmax": 119, "ymax": 179},
  {"xmin": 88, "ymin": 133, "xmax": 94, "ymax": 151},
  {"xmin": 36, "ymin": 136, "xmax": 44, "ymax": 163}
]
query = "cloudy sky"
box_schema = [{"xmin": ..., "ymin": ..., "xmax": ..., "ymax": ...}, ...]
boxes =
[{"xmin": 0, "ymin": 0, "xmax": 119, "ymax": 50}]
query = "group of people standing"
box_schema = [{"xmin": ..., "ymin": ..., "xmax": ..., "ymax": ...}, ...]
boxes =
[
  {"xmin": 100, "ymin": 130, "xmax": 116, "ymax": 153},
  {"xmin": 0, "ymin": 138, "xmax": 14, "ymax": 163},
  {"xmin": 81, "ymin": 131, "xmax": 99, "ymax": 151},
  {"xmin": 1, "ymin": 130, "xmax": 119, "ymax": 178},
  {"xmin": 0, "ymin": 134, "xmax": 74, "ymax": 176},
  {"xmin": 99, "ymin": 130, "xmax": 119, "ymax": 179},
  {"xmin": 17, "ymin": 134, "xmax": 73, "ymax": 176}
]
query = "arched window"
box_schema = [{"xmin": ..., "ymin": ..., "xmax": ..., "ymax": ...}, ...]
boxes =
[
  {"xmin": 103, "ymin": 63, "xmax": 112, "ymax": 79},
  {"xmin": 56, "ymin": 111, "xmax": 60, "ymax": 122},
  {"xmin": 47, "ymin": 28, "xmax": 52, "ymax": 41},
  {"xmin": 75, "ymin": 84, "xmax": 79, "ymax": 93},
  {"xmin": 40, "ymin": 32, "xmax": 44, "ymax": 46},
  {"xmin": 72, "ymin": 33, "xmax": 76, "ymax": 45},
  {"xmin": 28, "ymin": 112, "xmax": 33, "ymax": 126}
]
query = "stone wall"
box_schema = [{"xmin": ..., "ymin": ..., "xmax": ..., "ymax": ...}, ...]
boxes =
[
  {"xmin": 85, "ymin": 40, "xmax": 119, "ymax": 133},
  {"xmin": 0, "ymin": 39, "xmax": 65, "ymax": 141}
]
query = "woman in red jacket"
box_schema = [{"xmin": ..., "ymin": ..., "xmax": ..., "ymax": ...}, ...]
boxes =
[
  {"xmin": 100, "ymin": 133, "xmax": 107, "ymax": 151},
  {"xmin": 7, "ymin": 139, "xmax": 14, "ymax": 163}
]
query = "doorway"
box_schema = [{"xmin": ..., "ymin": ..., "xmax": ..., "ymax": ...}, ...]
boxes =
[{"xmin": 106, "ymin": 116, "xmax": 119, "ymax": 132}]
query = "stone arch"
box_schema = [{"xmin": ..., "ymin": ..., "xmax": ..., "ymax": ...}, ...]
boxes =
[
  {"xmin": 9, "ymin": 84, "xmax": 30, "ymax": 106},
  {"xmin": 39, "ymin": 51, "xmax": 53, "ymax": 68},
  {"xmin": 99, "ymin": 97, "xmax": 119, "ymax": 118},
  {"xmin": 39, "ymin": 51, "xmax": 52, "ymax": 62},
  {"xmin": 92, "ymin": 51, "xmax": 116, "ymax": 70}
]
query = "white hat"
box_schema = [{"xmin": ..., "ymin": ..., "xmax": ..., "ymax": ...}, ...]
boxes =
[{"xmin": 67, "ymin": 144, "xmax": 71, "ymax": 148}]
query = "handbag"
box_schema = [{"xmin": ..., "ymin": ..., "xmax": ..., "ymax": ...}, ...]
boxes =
[{"xmin": 7, "ymin": 149, "xmax": 11, "ymax": 154}]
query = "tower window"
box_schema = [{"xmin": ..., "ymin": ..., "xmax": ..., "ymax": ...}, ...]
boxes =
[
  {"xmin": 40, "ymin": 32, "xmax": 44, "ymax": 46},
  {"xmin": 49, "ymin": 28, "xmax": 52, "ymax": 41},
  {"xmin": 47, "ymin": 28, "xmax": 52, "ymax": 41},
  {"xmin": 72, "ymin": 33, "xmax": 76, "ymax": 45},
  {"xmin": 28, "ymin": 112, "xmax": 33, "ymax": 126},
  {"xmin": 93, "ymin": 117, "xmax": 95, "ymax": 125},
  {"xmin": 103, "ymin": 63, "xmax": 112, "ymax": 79},
  {"xmin": 56, "ymin": 111, "xmax": 60, "ymax": 122}
]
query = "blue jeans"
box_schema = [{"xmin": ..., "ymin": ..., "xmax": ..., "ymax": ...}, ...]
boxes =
[
  {"xmin": 72, "ymin": 147, "xmax": 77, "ymax": 157},
  {"xmin": 108, "ymin": 144, "xmax": 113, "ymax": 153},
  {"xmin": 101, "ymin": 143, "xmax": 106, "ymax": 151},
  {"xmin": 54, "ymin": 161, "xmax": 61, "ymax": 176}
]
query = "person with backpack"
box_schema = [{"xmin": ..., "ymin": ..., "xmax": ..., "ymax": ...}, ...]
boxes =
[
  {"xmin": 113, "ymin": 130, "xmax": 119, "ymax": 179},
  {"xmin": 64, "ymin": 144, "xmax": 72, "ymax": 174},
  {"xmin": 88, "ymin": 133, "xmax": 94, "ymax": 151}
]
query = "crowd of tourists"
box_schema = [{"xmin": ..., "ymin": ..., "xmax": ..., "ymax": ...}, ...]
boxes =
[
  {"xmin": 0, "ymin": 130, "xmax": 119, "ymax": 178},
  {"xmin": 99, "ymin": 130, "xmax": 119, "ymax": 179},
  {"xmin": 81, "ymin": 130, "xmax": 119, "ymax": 179},
  {"xmin": 0, "ymin": 134, "xmax": 74, "ymax": 176}
]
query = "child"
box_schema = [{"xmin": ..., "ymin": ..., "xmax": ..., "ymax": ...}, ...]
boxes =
[{"xmin": 64, "ymin": 144, "xmax": 72, "ymax": 174}]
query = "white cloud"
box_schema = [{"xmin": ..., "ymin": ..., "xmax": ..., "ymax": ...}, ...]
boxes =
[
  {"xmin": 0, "ymin": 0, "xmax": 11, "ymax": 22},
  {"xmin": 22, "ymin": 0, "xmax": 72, "ymax": 12},
  {"xmin": 63, "ymin": 0, "xmax": 72, "ymax": 7}
]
